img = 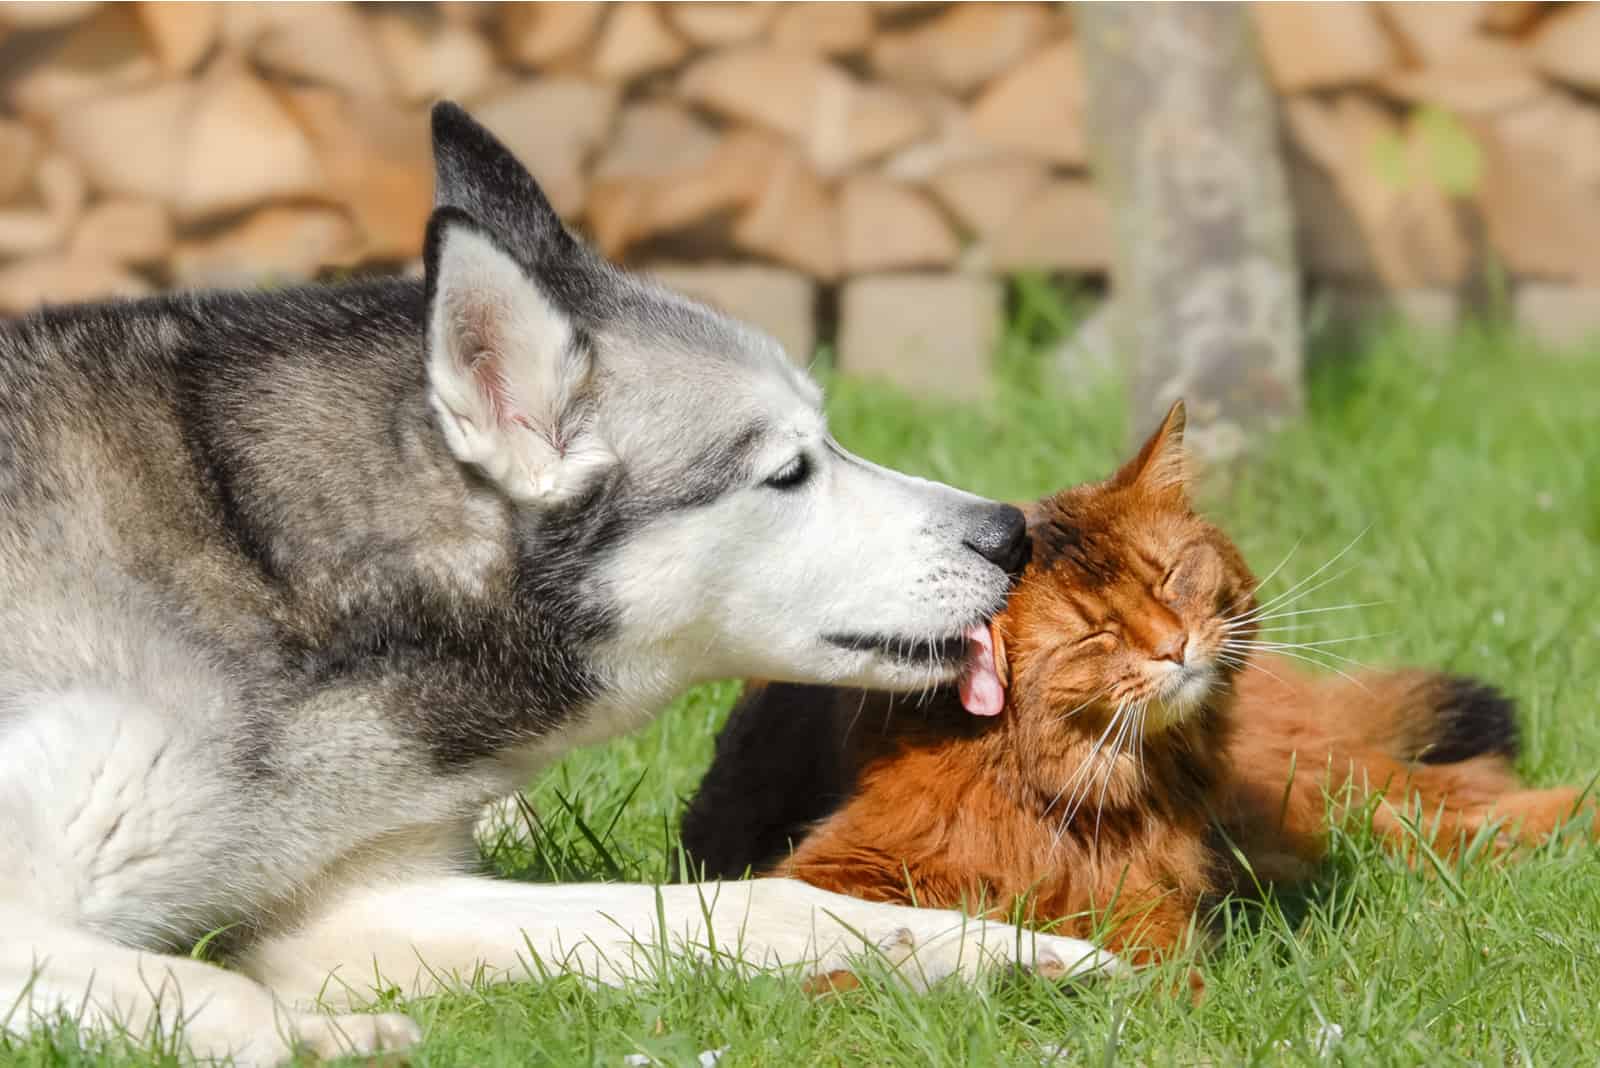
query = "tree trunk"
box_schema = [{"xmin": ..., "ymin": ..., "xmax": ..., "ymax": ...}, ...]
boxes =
[{"xmin": 1077, "ymin": 2, "xmax": 1304, "ymax": 462}]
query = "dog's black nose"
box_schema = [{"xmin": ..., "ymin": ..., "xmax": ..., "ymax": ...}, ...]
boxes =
[{"xmin": 963, "ymin": 503, "xmax": 1029, "ymax": 574}]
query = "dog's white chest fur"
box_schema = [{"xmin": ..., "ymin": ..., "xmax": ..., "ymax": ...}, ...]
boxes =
[{"xmin": 2, "ymin": 691, "xmax": 255, "ymax": 946}]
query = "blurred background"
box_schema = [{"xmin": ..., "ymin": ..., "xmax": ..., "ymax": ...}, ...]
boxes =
[{"xmin": 0, "ymin": 2, "xmax": 1593, "ymax": 445}]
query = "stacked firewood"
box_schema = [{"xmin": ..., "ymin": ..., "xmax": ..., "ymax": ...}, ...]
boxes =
[{"xmin": 1, "ymin": 2, "xmax": 1596, "ymax": 388}]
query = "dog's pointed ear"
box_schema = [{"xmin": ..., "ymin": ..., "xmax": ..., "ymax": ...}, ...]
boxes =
[
  {"xmin": 422, "ymin": 102, "xmax": 612, "ymax": 503},
  {"xmin": 429, "ymin": 100, "xmax": 570, "ymax": 261},
  {"xmin": 1110, "ymin": 399, "xmax": 1188, "ymax": 498}
]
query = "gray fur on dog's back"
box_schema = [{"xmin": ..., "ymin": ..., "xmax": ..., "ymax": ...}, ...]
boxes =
[
  {"xmin": 0, "ymin": 284, "xmax": 512, "ymax": 941},
  {"xmin": 0, "ymin": 282, "xmax": 577, "ymax": 762}
]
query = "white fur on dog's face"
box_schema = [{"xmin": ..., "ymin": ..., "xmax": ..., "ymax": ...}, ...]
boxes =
[
  {"xmin": 591, "ymin": 310, "xmax": 1012, "ymax": 699},
  {"xmin": 598, "ymin": 432, "xmax": 1011, "ymax": 693}
]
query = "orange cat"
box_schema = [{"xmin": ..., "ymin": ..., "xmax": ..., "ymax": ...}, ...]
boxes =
[{"xmin": 682, "ymin": 402, "xmax": 1595, "ymax": 977}]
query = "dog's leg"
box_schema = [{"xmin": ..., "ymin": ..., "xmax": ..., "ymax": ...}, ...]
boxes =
[
  {"xmin": 0, "ymin": 903, "xmax": 419, "ymax": 1066},
  {"xmin": 241, "ymin": 876, "xmax": 1125, "ymax": 1010}
]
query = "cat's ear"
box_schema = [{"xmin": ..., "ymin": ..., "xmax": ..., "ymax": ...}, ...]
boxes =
[
  {"xmin": 423, "ymin": 102, "xmax": 612, "ymax": 504},
  {"xmin": 1111, "ymin": 399, "xmax": 1188, "ymax": 498},
  {"xmin": 992, "ymin": 624, "xmax": 1010, "ymax": 688}
]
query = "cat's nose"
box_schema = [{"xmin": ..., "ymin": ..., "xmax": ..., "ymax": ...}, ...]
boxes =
[
  {"xmin": 963, "ymin": 503, "xmax": 1030, "ymax": 575},
  {"xmin": 1154, "ymin": 632, "xmax": 1188, "ymax": 664}
]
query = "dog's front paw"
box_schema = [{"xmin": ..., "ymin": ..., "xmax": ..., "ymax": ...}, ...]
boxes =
[
  {"xmin": 721, "ymin": 879, "xmax": 1125, "ymax": 990},
  {"xmin": 898, "ymin": 917, "xmax": 1126, "ymax": 988},
  {"xmin": 812, "ymin": 917, "xmax": 1125, "ymax": 992},
  {"xmin": 287, "ymin": 1010, "xmax": 422, "ymax": 1062}
]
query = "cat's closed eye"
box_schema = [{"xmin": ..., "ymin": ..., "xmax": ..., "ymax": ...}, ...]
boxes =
[
  {"xmin": 1160, "ymin": 544, "xmax": 1222, "ymax": 604},
  {"xmin": 1075, "ymin": 630, "xmax": 1118, "ymax": 652},
  {"xmin": 1156, "ymin": 563, "xmax": 1183, "ymax": 603}
]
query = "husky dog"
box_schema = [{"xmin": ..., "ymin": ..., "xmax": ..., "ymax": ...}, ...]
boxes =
[{"xmin": 0, "ymin": 104, "xmax": 1117, "ymax": 1064}]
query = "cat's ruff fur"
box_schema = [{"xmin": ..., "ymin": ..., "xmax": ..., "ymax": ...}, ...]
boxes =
[
  {"xmin": 0, "ymin": 103, "xmax": 1120, "ymax": 1065},
  {"xmin": 683, "ymin": 402, "xmax": 1596, "ymax": 976}
]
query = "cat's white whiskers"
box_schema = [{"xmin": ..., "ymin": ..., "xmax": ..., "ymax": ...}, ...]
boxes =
[
  {"xmin": 1213, "ymin": 641, "xmax": 1300, "ymax": 691},
  {"xmin": 1048, "ymin": 699, "xmax": 1123, "ymax": 826},
  {"xmin": 1234, "ymin": 644, "xmax": 1374, "ymax": 692},
  {"xmin": 1132, "ymin": 700, "xmax": 1149, "ymax": 787},
  {"xmin": 1225, "ymin": 535, "xmax": 1303, "ymax": 616},
  {"xmin": 1057, "ymin": 743, "xmax": 1110, "ymax": 836},
  {"xmin": 1081, "ymin": 700, "xmax": 1132, "ymax": 850},
  {"xmin": 1225, "ymin": 600, "xmax": 1391, "ymax": 630},
  {"xmin": 1090, "ymin": 705, "xmax": 1136, "ymax": 852},
  {"xmin": 1224, "ymin": 563, "xmax": 1359, "ymax": 628},
  {"xmin": 1244, "ymin": 621, "xmax": 1381, "ymax": 640},
  {"xmin": 1239, "ymin": 656, "xmax": 1293, "ymax": 689},
  {"xmin": 1233, "ymin": 633, "xmax": 1391, "ymax": 652},
  {"xmin": 1231, "ymin": 637, "xmax": 1383, "ymax": 671},
  {"xmin": 1055, "ymin": 688, "xmax": 1106, "ymax": 723},
  {"xmin": 1225, "ymin": 527, "xmax": 1370, "ymax": 624},
  {"xmin": 1053, "ymin": 700, "xmax": 1128, "ymax": 848}
]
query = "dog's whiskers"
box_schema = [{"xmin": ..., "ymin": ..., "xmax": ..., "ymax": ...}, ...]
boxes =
[{"xmin": 846, "ymin": 688, "xmax": 871, "ymax": 737}]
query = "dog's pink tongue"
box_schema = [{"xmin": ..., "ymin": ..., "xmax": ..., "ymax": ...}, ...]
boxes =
[{"xmin": 958, "ymin": 623, "xmax": 1005, "ymax": 717}]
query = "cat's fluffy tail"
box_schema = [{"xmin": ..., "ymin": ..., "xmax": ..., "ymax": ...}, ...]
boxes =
[
  {"xmin": 1347, "ymin": 670, "xmax": 1520, "ymax": 768},
  {"xmin": 1223, "ymin": 657, "xmax": 1593, "ymax": 872}
]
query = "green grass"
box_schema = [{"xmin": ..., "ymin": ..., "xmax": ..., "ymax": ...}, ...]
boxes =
[{"xmin": 8, "ymin": 309, "xmax": 1600, "ymax": 1066}]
